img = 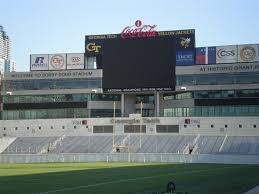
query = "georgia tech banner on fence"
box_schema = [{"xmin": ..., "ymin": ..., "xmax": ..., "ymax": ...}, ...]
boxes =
[
  {"xmin": 30, "ymin": 54, "xmax": 49, "ymax": 71},
  {"xmin": 66, "ymin": 53, "xmax": 84, "ymax": 69},
  {"xmin": 238, "ymin": 44, "xmax": 259, "ymax": 63}
]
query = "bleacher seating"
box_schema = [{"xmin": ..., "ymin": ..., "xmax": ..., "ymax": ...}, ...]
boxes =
[
  {"xmin": 1, "ymin": 135, "xmax": 259, "ymax": 155},
  {"xmin": 2, "ymin": 137, "xmax": 58, "ymax": 154}
]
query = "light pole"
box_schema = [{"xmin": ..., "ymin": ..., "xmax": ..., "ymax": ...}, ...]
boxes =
[
  {"xmin": 113, "ymin": 101, "xmax": 116, "ymax": 147},
  {"xmin": 139, "ymin": 101, "xmax": 143, "ymax": 149}
]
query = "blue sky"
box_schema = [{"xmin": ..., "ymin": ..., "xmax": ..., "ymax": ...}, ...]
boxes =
[{"xmin": 1, "ymin": 0, "xmax": 259, "ymax": 71}]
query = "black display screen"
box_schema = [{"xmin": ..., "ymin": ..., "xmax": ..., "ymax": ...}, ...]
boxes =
[{"xmin": 102, "ymin": 37, "xmax": 176, "ymax": 92}]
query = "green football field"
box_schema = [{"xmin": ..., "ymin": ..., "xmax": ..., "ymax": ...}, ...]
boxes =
[{"xmin": 0, "ymin": 162, "xmax": 258, "ymax": 194}]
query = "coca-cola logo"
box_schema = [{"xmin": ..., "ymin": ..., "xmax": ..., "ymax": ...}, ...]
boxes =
[{"xmin": 120, "ymin": 20, "xmax": 157, "ymax": 38}]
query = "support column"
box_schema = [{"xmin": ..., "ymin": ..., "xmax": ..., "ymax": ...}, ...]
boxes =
[
  {"xmin": 87, "ymin": 101, "xmax": 91, "ymax": 118},
  {"xmin": 121, "ymin": 93, "xmax": 124, "ymax": 117},
  {"xmin": 155, "ymin": 91, "xmax": 160, "ymax": 117}
]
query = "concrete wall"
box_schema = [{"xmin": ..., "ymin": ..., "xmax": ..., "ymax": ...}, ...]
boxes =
[
  {"xmin": 0, "ymin": 153, "xmax": 259, "ymax": 164},
  {"xmin": 1, "ymin": 116, "xmax": 259, "ymax": 137}
]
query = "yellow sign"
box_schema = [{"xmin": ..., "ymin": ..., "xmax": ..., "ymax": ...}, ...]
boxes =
[{"xmin": 86, "ymin": 43, "xmax": 102, "ymax": 53}]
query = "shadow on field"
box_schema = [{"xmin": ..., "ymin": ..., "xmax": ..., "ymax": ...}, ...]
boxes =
[{"xmin": 0, "ymin": 163, "xmax": 258, "ymax": 194}]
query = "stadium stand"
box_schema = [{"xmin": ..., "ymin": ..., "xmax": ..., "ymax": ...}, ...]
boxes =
[
  {"xmin": 2, "ymin": 137, "xmax": 58, "ymax": 154},
  {"xmin": 1, "ymin": 135, "xmax": 259, "ymax": 155}
]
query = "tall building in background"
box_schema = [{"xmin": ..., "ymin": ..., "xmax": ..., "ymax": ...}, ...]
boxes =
[
  {"xmin": 0, "ymin": 25, "xmax": 16, "ymax": 73},
  {"xmin": 0, "ymin": 26, "xmax": 10, "ymax": 60}
]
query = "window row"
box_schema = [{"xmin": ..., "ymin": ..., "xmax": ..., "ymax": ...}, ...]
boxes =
[
  {"xmin": 3, "ymin": 94, "xmax": 121, "ymax": 104},
  {"xmin": 163, "ymin": 106, "xmax": 259, "ymax": 117},
  {"xmin": 1, "ymin": 108, "xmax": 121, "ymax": 120},
  {"xmin": 163, "ymin": 89, "xmax": 259, "ymax": 100},
  {"xmin": 177, "ymin": 72, "xmax": 259, "ymax": 86},
  {"xmin": 2, "ymin": 78, "xmax": 102, "ymax": 91}
]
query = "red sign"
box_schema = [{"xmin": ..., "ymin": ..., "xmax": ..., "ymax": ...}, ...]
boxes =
[
  {"xmin": 121, "ymin": 20, "xmax": 157, "ymax": 38},
  {"xmin": 82, "ymin": 120, "xmax": 88, "ymax": 125}
]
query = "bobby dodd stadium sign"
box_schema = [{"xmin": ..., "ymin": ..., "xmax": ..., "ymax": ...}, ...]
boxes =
[
  {"xmin": 4, "ymin": 69, "xmax": 103, "ymax": 80},
  {"xmin": 120, "ymin": 20, "xmax": 157, "ymax": 38}
]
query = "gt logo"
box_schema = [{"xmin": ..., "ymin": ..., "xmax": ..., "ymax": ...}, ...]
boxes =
[{"xmin": 86, "ymin": 43, "xmax": 101, "ymax": 53}]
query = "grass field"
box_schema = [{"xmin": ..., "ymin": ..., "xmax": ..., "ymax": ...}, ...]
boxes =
[{"xmin": 0, "ymin": 162, "xmax": 258, "ymax": 194}]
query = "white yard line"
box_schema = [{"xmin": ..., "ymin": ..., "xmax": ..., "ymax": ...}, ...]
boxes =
[{"xmin": 34, "ymin": 166, "xmax": 241, "ymax": 194}]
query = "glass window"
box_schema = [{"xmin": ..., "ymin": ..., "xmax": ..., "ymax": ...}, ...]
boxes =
[
  {"xmin": 3, "ymin": 79, "xmax": 102, "ymax": 91},
  {"xmin": 91, "ymin": 94, "xmax": 121, "ymax": 101},
  {"xmin": 175, "ymin": 92, "xmax": 192, "ymax": 99},
  {"xmin": 176, "ymin": 72, "xmax": 259, "ymax": 86},
  {"xmin": 86, "ymin": 56, "xmax": 97, "ymax": 69}
]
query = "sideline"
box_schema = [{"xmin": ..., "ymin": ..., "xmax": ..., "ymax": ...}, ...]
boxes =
[{"xmin": 34, "ymin": 165, "xmax": 241, "ymax": 194}]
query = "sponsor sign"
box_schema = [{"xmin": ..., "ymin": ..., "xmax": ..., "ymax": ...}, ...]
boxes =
[
  {"xmin": 48, "ymin": 54, "xmax": 66, "ymax": 70},
  {"xmin": 216, "ymin": 45, "xmax": 237, "ymax": 63},
  {"xmin": 238, "ymin": 44, "xmax": 259, "ymax": 63},
  {"xmin": 85, "ymin": 30, "xmax": 195, "ymax": 40},
  {"xmin": 176, "ymin": 51, "xmax": 194, "ymax": 66},
  {"xmin": 66, "ymin": 53, "xmax": 84, "ymax": 69},
  {"xmin": 30, "ymin": 54, "xmax": 49, "ymax": 71},
  {"xmin": 120, "ymin": 20, "xmax": 157, "ymax": 38},
  {"xmin": 82, "ymin": 120, "xmax": 88, "ymax": 125},
  {"xmin": 196, "ymin": 47, "xmax": 206, "ymax": 64},
  {"xmin": 176, "ymin": 62, "xmax": 259, "ymax": 75},
  {"xmin": 184, "ymin": 118, "xmax": 200, "ymax": 125}
]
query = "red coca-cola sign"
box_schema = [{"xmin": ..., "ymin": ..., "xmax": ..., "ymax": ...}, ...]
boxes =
[{"xmin": 120, "ymin": 20, "xmax": 157, "ymax": 38}]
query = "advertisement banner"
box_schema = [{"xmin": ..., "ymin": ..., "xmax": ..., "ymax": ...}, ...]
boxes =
[
  {"xmin": 216, "ymin": 45, "xmax": 237, "ymax": 64},
  {"xmin": 195, "ymin": 47, "xmax": 206, "ymax": 64},
  {"xmin": 66, "ymin": 53, "xmax": 84, "ymax": 69},
  {"xmin": 176, "ymin": 50, "xmax": 194, "ymax": 66},
  {"xmin": 176, "ymin": 62, "xmax": 259, "ymax": 75},
  {"xmin": 208, "ymin": 47, "xmax": 216, "ymax": 64},
  {"xmin": 238, "ymin": 44, "xmax": 259, "ymax": 63},
  {"xmin": 30, "ymin": 54, "xmax": 49, "ymax": 71},
  {"xmin": 48, "ymin": 54, "xmax": 66, "ymax": 70}
]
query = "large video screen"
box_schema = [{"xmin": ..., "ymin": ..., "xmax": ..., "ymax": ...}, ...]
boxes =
[{"xmin": 102, "ymin": 37, "xmax": 176, "ymax": 92}]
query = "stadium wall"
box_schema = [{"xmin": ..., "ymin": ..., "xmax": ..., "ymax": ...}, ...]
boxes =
[
  {"xmin": 0, "ymin": 153, "xmax": 259, "ymax": 164},
  {"xmin": 0, "ymin": 117, "xmax": 259, "ymax": 137}
]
